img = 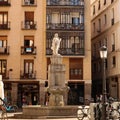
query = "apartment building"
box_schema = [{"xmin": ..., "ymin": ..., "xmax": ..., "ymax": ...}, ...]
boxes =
[
  {"xmin": 91, "ymin": 0, "xmax": 120, "ymax": 100},
  {"xmin": 0, "ymin": 0, "xmax": 91, "ymax": 107}
]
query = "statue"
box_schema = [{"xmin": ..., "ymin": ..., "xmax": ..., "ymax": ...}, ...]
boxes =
[
  {"xmin": 0, "ymin": 75, "xmax": 4, "ymax": 100},
  {"xmin": 51, "ymin": 33, "xmax": 61, "ymax": 55}
]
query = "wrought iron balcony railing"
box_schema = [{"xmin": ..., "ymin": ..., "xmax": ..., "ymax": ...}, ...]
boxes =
[
  {"xmin": 0, "ymin": 22, "xmax": 10, "ymax": 30},
  {"xmin": 46, "ymin": 48, "xmax": 84, "ymax": 56},
  {"xmin": 0, "ymin": 46, "xmax": 10, "ymax": 55},
  {"xmin": 1, "ymin": 70, "xmax": 9, "ymax": 79},
  {"xmin": 20, "ymin": 71, "xmax": 36, "ymax": 79},
  {"xmin": 0, "ymin": 0, "xmax": 11, "ymax": 6},
  {"xmin": 22, "ymin": 0, "xmax": 37, "ymax": 6},
  {"xmin": 46, "ymin": 23, "xmax": 84, "ymax": 31},
  {"xmin": 47, "ymin": 0, "xmax": 84, "ymax": 6},
  {"xmin": 21, "ymin": 46, "xmax": 36, "ymax": 55},
  {"xmin": 22, "ymin": 21, "xmax": 37, "ymax": 30}
]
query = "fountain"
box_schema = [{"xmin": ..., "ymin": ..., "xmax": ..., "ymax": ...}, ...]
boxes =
[{"xmin": 14, "ymin": 33, "xmax": 78, "ymax": 119}]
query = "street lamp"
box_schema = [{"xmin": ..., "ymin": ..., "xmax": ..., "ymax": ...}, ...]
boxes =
[{"xmin": 100, "ymin": 45, "xmax": 107, "ymax": 120}]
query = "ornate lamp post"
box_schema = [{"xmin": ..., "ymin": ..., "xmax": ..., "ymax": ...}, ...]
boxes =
[{"xmin": 100, "ymin": 45, "xmax": 107, "ymax": 120}]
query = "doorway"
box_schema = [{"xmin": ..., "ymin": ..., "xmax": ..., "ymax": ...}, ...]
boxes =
[
  {"xmin": 67, "ymin": 82, "xmax": 84, "ymax": 105},
  {"xmin": 17, "ymin": 84, "xmax": 39, "ymax": 107}
]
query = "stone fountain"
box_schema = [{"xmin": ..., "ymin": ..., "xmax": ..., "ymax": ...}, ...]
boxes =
[{"xmin": 14, "ymin": 33, "xmax": 78, "ymax": 119}]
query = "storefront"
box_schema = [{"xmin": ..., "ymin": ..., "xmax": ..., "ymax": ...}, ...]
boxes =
[{"xmin": 4, "ymin": 81, "xmax": 40, "ymax": 108}]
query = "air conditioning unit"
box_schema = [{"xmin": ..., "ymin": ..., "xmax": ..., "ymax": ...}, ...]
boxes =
[{"xmin": 24, "ymin": 0, "xmax": 30, "ymax": 5}]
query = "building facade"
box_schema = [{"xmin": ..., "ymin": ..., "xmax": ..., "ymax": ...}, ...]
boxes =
[
  {"xmin": 0, "ymin": 0, "xmax": 91, "ymax": 107},
  {"xmin": 91, "ymin": 0, "xmax": 120, "ymax": 100}
]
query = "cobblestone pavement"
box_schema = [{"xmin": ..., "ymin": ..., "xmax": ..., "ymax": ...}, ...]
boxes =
[{"xmin": 0, "ymin": 111, "xmax": 78, "ymax": 120}]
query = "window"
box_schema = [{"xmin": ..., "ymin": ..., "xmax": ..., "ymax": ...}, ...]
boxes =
[
  {"xmin": 79, "ymin": 14, "xmax": 84, "ymax": 24},
  {"xmin": 70, "ymin": 36, "xmax": 84, "ymax": 53},
  {"xmin": 98, "ymin": 0, "xmax": 100, "ymax": 10},
  {"xmin": 72, "ymin": 17, "xmax": 79, "ymax": 25},
  {"xmin": 69, "ymin": 58, "xmax": 83, "ymax": 79},
  {"xmin": 98, "ymin": 19, "xmax": 101, "ymax": 32},
  {"xmin": 111, "ymin": 8, "xmax": 114, "ymax": 25},
  {"xmin": 24, "ymin": 36, "xmax": 34, "ymax": 53},
  {"xmin": 0, "ymin": 12, "xmax": 8, "ymax": 29},
  {"xmin": 0, "ymin": 36, "xmax": 7, "ymax": 53},
  {"xmin": 0, "ymin": 60, "xmax": 7, "ymax": 78},
  {"xmin": 112, "ymin": 33, "xmax": 115, "ymax": 51},
  {"xmin": 70, "ymin": 0, "xmax": 79, "ymax": 5},
  {"xmin": 24, "ymin": 12, "xmax": 35, "ymax": 29},
  {"xmin": 111, "ymin": 0, "xmax": 114, "ymax": 3},
  {"xmin": 104, "ymin": 14, "xmax": 107, "ymax": 25},
  {"xmin": 93, "ymin": 5, "xmax": 95, "ymax": 15},
  {"xmin": 93, "ymin": 43, "xmax": 96, "ymax": 57},
  {"xmin": 104, "ymin": 37, "xmax": 107, "ymax": 47},
  {"xmin": 23, "ymin": 60, "xmax": 35, "ymax": 78},
  {"xmin": 112, "ymin": 56, "xmax": 116, "ymax": 67},
  {"xmin": 104, "ymin": 0, "xmax": 106, "ymax": 5},
  {"xmin": 93, "ymin": 22, "xmax": 95, "ymax": 33},
  {"xmin": 24, "ymin": 0, "xmax": 35, "ymax": 5}
]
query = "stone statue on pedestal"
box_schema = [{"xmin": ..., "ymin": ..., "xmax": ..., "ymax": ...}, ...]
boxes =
[
  {"xmin": 47, "ymin": 33, "xmax": 69, "ymax": 106},
  {"xmin": 51, "ymin": 33, "xmax": 61, "ymax": 55}
]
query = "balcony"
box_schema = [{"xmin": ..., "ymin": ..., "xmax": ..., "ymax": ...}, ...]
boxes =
[
  {"xmin": 46, "ymin": 23, "xmax": 84, "ymax": 31},
  {"xmin": 0, "ymin": 0, "xmax": 11, "ymax": 6},
  {"xmin": 1, "ymin": 71, "xmax": 9, "ymax": 79},
  {"xmin": 0, "ymin": 22, "xmax": 10, "ymax": 30},
  {"xmin": 22, "ymin": 0, "xmax": 37, "ymax": 6},
  {"xmin": 0, "ymin": 46, "xmax": 10, "ymax": 55},
  {"xmin": 22, "ymin": 21, "xmax": 37, "ymax": 30},
  {"xmin": 20, "ymin": 71, "xmax": 36, "ymax": 79},
  {"xmin": 21, "ymin": 46, "xmax": 36, "ymax": 55},
  {"xmin": 47, "ymin": 0, "xmax": 84, "ymax": 6},
  {"xmin": 46, "ymin": 48, "xmax": 84, "ymax": 56}
]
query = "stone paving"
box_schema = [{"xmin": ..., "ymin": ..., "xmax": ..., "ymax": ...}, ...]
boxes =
[{"xmin": 0, "ymin": 111, "xmax": 79, "ymax": 120}]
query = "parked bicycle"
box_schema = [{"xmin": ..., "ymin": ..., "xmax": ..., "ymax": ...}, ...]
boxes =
[
  {"xmin": 94, "ymin": 97, "xmax": 120, "ymax": 120},
  {"xmin": 0, "ymin": 97, "xmax": 18, "ymax": 112}
]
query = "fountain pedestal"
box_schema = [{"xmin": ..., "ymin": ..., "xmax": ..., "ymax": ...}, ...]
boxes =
[{"xmin": 48, "ymin": 54, "xmax": 67, "ymax": 106}]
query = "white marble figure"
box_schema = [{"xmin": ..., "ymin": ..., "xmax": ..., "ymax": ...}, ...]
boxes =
[
  {"xmin": 0, "ymin": 75, "xmax": 4, "ymax": 99},
  {"xmin": 51, "ymin": 33, "xmax": 61, "ymax": 55}
]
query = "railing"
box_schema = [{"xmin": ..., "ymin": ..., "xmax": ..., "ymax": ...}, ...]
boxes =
[
  {"xmin": 0, "ymin": 0, "xmax": 11, "ymax": 6},
  {"xmin": 1, "ymin": 71, "xmax": 9, "ymax": 79},
  {"xmin": 46, "ymin": 23, "xmax": 84, "ymax": 31},
  {"xmin": 0, "ymin": 46, "xmax": 10, "ymax": 55},
  {"xmin": 47, "ymin": 0, "xmax": 84, "ymax": 6},
  {"xmin": 46, "ymin": 48, "xmax": 84, "ymax": 56},
  {"xmin": 21, "ymin": 21, "xmax": 37, "ymax": 30},
  {"xmin": 22, "ymin": 0, "xmax": 37, "ymax": 6},
  {"xmin": 0, "ymin": 22, "xmax": 10, "ymax": 30},
  {"xmin": 21, "ymin": 46, "xmax": 36, "ymax": 55},
  {"xmin": 20, "ymin": 71, "xmax": 36, "ymax": 79}
]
